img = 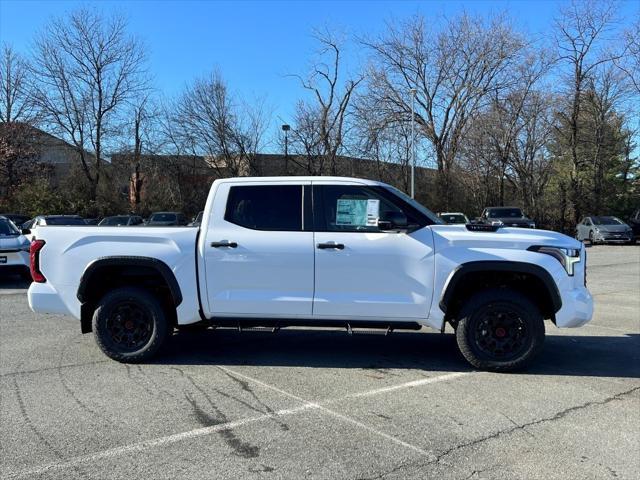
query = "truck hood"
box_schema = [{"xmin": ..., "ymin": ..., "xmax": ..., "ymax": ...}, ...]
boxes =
[{"xmin": 429, "ymin": 224, "xmax": 581, "ymax": 250}]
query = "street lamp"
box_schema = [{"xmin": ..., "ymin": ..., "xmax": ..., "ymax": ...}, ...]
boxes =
[
  {"xmin": 282, "ymin": 124, "xmax": 291, "ymax": 158},
  {"xmin": 409, "ymin": 88, "xmax": 417, "ymax": 199}
]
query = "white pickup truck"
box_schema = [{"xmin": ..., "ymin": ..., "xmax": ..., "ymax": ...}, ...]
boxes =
[{"xmin": 28, "ymin": 177, "xmax": 593, "ymax": 371}]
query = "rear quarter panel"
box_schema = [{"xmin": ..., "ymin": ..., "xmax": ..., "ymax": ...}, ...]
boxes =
[{"xmin": 28, "ymin": 226, "xmax": 201, "ymax": 324}]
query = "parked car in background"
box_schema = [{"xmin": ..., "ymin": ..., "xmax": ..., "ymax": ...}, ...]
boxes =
[
  {"xmin": 0, "ymin": 216, "xmax": 31, "ymax": 280},
  {"xmin": 84, "ymin": 218, "xmax": 100, "ymax": 225},
  {"xmin": 99, "ymin": 215, "xmax": 144, "ymax": 226},
  {"xmin": 0, "ymin": 213, "xmax": 30, "ymax": 227},
  {"xmin": 22, "ymin": 215, "xmax": 86, "ymax": 241},
  {"xmin": 628, "ymin": 209, "xmax": 640, "ymax": 239},
  {"xmin": 146, "ymin": 212, "xmax": 189, "ymax": 226},
  {"xmin": 576, "ymin": 216, "xmax": 635, "ymax": 245},
  {"xmin": 438, "ymin": 212, "xmax": 469, "ymax": 224},
  {"xmin": 189, "ymin": 211, "xmax": 204, "ymax": 227},
  {"xmin": 478, "ymin": 207, "xmax": 536, "ymax": 228}
]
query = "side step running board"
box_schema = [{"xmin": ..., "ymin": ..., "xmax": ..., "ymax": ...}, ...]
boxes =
[
  {"xmin": 237, "ymin": 323, "xmax": 280, "ymax": 333},
  {"xmin": 347, "ymin": 323, "xmax": 393, "ymax": 336}
]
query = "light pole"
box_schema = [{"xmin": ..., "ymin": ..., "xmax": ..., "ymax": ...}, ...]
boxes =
[
  {"xmin": 281, "ymin": 124, "xmax": 290, "ymax": 158},
  {"xmin": 409, "ymin": 88, "xmax": 417, "ymax": 198}
]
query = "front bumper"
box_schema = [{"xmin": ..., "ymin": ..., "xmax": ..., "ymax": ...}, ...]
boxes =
[
  {"xmin": 594, "ymin": 231, "xmax": 633, "ymax": 243},
  {"xmin": 554, "ymin": 286, "xmax": 593, "ymax": 328}
]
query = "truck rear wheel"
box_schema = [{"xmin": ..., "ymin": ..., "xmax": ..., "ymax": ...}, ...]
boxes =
[
  {"xmin": 92, "ymin": 287, "xmax": 170, "ymax": 363},
  {"xmin": 455, "ymin": 288, "xmax": 545, "ymax": 372}
]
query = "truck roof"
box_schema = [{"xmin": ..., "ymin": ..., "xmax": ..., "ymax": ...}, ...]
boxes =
[{"xmin": 215, "ymin": 176, "xmax": 387, "ymax": 186}]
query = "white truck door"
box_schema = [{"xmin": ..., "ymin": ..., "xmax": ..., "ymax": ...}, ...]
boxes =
[
  {"xmin": 203, "ymin": 181, "xmax": 314, "ymax": 317},
  {"xmin": 312, "ymin": 183, "xmax": 435, "ymax": 320}
]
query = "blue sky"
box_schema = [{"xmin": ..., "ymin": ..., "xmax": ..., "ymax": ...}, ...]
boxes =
[{"xmin": 1, "ymin": 0, "xmax": 638, "ymax": 144}]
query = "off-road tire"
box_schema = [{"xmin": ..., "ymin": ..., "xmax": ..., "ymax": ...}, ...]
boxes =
[
  {"xmin": 455, "ymin": 288, "xmax": 545, "ymax": 372},
  {"xmin": 92, "ymin": 287, "xmax": 171, "ymax": 363}
]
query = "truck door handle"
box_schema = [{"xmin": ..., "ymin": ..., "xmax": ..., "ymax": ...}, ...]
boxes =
[
  {"xmin": 317, "ymin": 242, "xmax": 345, "ymax": 250},
  {"xmin": 211, "ymin": 241, "xmax": 237, "ymax": 248}
]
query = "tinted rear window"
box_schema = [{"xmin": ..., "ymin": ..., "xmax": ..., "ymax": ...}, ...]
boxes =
[
  {"xmin": 46, "ymin": 217, "xmax": 86, "ymax": 225},
  {"xmin": 150, "ymin": 213, "xmax": 177, "ymax": 222},
  {"xmin": 488, "ymin": 208, "xmax": 523, "ymax": 218},
  {"xmin": 225, "ymin": 185, "xmax": 302, "ymax": 231}
]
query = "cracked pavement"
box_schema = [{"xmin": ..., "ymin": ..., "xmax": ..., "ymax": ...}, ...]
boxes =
[{"xmin": 1, "ymin": 245, "xmax": 639, "ymax": 479}]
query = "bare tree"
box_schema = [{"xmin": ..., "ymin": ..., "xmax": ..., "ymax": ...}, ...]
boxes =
[
  {"xmin": 0, "ymin": 44, "xmax": 41, "ymax": 199},
  {"xmin": 505, "ymin": 91, "xmax": 556, "ymax": 222},
  {"xmin": 362, "ymin": 13, "xmax": 525, "ymax": 208},
  {"xmin": 288, "ymin": 31, "xmax": 363, "ymax": 175},
  {"xmin": 0, "ymin": 44, "xmax": 37, "ymax": 123},
  {"xmin": 615, "ymin": 15, "xmax": 640, "ymax": 94},
  {"xmin": 554, "ymin": 0, "xmax": 622, "ymax": 223},
  {"xmin": 171, "ymin": 70, "xmax": 268, "ymax": 177},
  {"xmin": 482, "ymin": 51, "xmax": 553, "ymax": 205},
  {"xmin": 31, "ymin": 8, "xmax": 147, "ymax": 201},
  {"xmin": 352, "ymin": 99, "xmax": 414, "ymax": 191}
]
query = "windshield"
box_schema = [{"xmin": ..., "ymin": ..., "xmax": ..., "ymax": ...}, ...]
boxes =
[
  {"xmin": 0, "ymin": 218, "xmax": 20, "ymax": 236},
  {"xmin": 488, "ymin": 208, "xmax": 523, "ymax": 218},
  {"xmin": 150, "ymin": 213, "xmax": 176, "ymax": 222},
  {"xmin": 46, "ymin": 217, "xmax": 86, "ymax": 225},
  {"xmin": 441, "ymin": 214, "xmax": 467, "ymax": 224},
  {"xmin": 384, "ymin": 186, "xmax": 442, "ymax": 224},
  {"xmin": 100, "ymin": 216, "xmax": 129, "ymax": 226},
  {"xmin": 593, "ymin": 216, "xmax": 624, "ymax": 225}
]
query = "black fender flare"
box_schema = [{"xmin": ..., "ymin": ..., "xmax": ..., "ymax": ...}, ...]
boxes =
[
  {"xmin": 76, "ymin": 256, "xmax": 183, "ymax": 306},
  {"xmin": 439, "ymin": 260, "xmax": 562, "ymax": 314}
]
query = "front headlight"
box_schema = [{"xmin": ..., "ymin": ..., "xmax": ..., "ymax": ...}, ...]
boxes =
[
  {"xmin": 527, "ymin": 245, "xmax": 581, "ymax": 276},
  {"xmin": 491, "ymin": 220, "xmax": 504, "ymax": 226}
]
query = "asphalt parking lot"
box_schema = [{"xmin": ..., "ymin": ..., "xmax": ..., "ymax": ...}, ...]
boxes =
[{"xmin": 1, "ymin": 245, "xmax": 639, "ymax": 480}]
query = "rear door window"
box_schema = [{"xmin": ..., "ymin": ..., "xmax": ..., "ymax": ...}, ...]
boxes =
[{"xmin": 225, "ymin": 185, "xmax": 302, "ymax": 231}]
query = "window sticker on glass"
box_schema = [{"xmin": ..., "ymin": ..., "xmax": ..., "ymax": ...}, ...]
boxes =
[
  {"xmin": 366, "ymin": 199, "xmax": 380, "ymax": 226},
  {"xmin": 336, "ymin": 198, "xmax": 380, "ymax": 226},
  {"xmin": 336, "ymin": 199, "xmax": 368, "ymax": 226}
]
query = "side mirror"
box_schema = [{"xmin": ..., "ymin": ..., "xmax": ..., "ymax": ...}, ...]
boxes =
[
  {"xmin": 21, "ymin": 228, "xmax": 31, "ymax": 235},
  {"xmin": 378, "ymin": 211, "xmax": 408, "ymax": 231}
]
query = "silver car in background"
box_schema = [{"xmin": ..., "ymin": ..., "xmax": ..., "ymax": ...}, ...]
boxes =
[
  {"xmin": 0, "ymin": 216, "xmax": 31, "ymax": 280},
  {"xmin": 576, "ymin": 216, "xmax": 635, "ymax": 245}
]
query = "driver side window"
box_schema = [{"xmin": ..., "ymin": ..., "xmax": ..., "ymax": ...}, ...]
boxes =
[{"xmin": 314, "ymin": 185, "xmax": 413, "ymax": 233}]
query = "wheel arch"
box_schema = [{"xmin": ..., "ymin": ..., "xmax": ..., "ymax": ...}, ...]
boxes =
[
  {"xmin": 439, "ymin": 261, "xmax": 562, "ymax": 324},
  {"xmin": 77, "ymin": 256, "xmax": 182, "ymax": 333}
]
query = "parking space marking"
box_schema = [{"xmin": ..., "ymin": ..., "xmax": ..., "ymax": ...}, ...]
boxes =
[
  {"xmin": 216, "ymin": 366, "xmax": 472, "ymax": 459},
  {"xmin": 3, "ymin": 369, "xmax": 471, "ymax": 478},
  {"xmin": 339, "ymin": 372, "xmax": 471, "ymax": 400},
  {"xmin": 3, "ymin": 403, "xmax": 320, "ymax": 479}
]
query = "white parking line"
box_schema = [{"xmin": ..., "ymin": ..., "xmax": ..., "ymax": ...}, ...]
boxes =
[
  {"xmin": 341, "ymin": 372, "xmax": 470, "ymax": 399},
  {"xmin": 4, "ymin": 369, "xmax": 472, "ymax": 479},
  {"xmin": 3, "ymin": 404, "xmax": 319, "ymax": 479},
  {"xmin": 217, "ymin": 366, "xmax": 467, "ymax": 459}
]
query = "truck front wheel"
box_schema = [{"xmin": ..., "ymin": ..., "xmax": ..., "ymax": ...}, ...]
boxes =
[
  {"xmin": 455, "ymin": 289, "xmax": 545, "ymax": 372},
  {"xmin": 92, "ymin": 287, "xmax": 171, "ymax": 363}
]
